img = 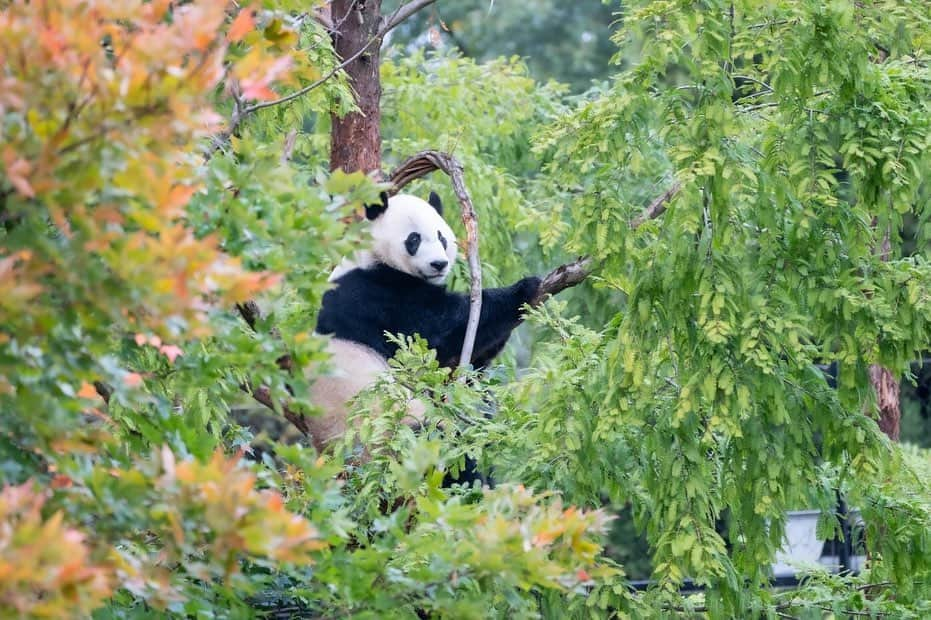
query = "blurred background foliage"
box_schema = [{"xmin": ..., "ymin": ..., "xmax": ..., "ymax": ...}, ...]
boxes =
[{"xmin": 385, "ymin": 0, "xmax": 621, "ymax": 93}]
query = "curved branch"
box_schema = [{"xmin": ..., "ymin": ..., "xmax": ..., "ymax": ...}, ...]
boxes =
[
  {"xmin": 389, "ymin": 152, "xmax": 682, "ymax": 342},
  {"xmin": 389, "ymin": 151, "xmax": 482, "ymax": 370},
  {"xmin": 384, "ymin": 0, "xmax": 438, "ymax": 33},
  {"xmin": 530, "ymin": 257, "xmax": 594, "ymax": 307}
]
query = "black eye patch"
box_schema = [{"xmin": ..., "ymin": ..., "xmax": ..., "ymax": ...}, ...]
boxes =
[
  {"xmin": 437, "ymin": 230, "xmax": 447, "ymax": 249},
  {"xmin": 404, "ymin": 232, "xmax": 422, "ymax": 256}
]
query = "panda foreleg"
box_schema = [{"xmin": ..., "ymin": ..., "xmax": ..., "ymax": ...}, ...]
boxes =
[{"xmin": 469, "ymin": 276, "xmax": 540, "ymax": 362}]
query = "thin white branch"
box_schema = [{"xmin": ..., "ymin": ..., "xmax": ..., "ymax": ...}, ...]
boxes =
[{"xmin": 383, "ymin": 0, "xmax": 437, "ymax": 33}]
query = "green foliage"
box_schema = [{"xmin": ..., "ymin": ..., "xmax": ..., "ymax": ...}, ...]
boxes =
[
  {"xmin": 523, "ymin": 0, "xmax": 931, "ymax": 613},
  {"xmin": 2, "ymin": 0, "xmax": 931, "ymax": 617}
]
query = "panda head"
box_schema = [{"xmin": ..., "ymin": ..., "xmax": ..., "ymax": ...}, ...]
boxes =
[{"xmin": 365, "ymin": 191, "xmax": 458, "ymax": 285}]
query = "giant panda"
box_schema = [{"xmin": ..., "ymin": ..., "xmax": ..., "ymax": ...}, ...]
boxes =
[{"xmin": 306, "ymin": 191, "xmax": 540, "ymax": 479}]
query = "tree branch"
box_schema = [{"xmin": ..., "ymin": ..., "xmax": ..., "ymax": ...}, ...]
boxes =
[
  {"xmin": 388, "ymin": 151, "xmax": 682, "ymax": 364},
  {"xmin": 234, "ymin": 302, "xmax": 308, "ymax": 435},
  {"xmin": 389, "ymin": 151, "xmax": 482, "ymax": 369},
  {"xmin": 245, "ymin": 383, "xmax": 311, "ymax": 437},
  {"xmin": 530, "ymin": 257, "xmax": 594, "ymax": 307},
  {"xmin": 630, "ymin": 181, "xmax": 682, "ymax": 229},
  {"xmin": 210, "ymin": 0, "xmax": 439, "ymax": 156},
  {"xmin": 383, "ymin": 0, "xmax": 437, "ymax": 33}
]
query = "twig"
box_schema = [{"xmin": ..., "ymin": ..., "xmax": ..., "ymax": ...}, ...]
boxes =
[
  {"xmin": 246, "ymin": 383, "xmax": 311, "ymax": 436},
  {"xmin": 233, "ymin": 303, "xmax": 308, "ymax": 436},
  {"xmin": 218, "ymin": 0, "xmax": 437, "ymax": 139},
  {"xmin": 630, "ymin": 181, "xmax": 682, "ymax": 229},
  {"xmin": 388, "ymin": 151, "xmax": 482, "ymax": 370}
]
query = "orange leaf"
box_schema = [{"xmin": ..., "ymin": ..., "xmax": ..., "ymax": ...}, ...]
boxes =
[
  {"xmin": 3, "ymin": 147, "xmax": 34, "ymax": 198},
  {"xmin": 51, "ymin": 474, "xmax": 73, "ymax": 489},
  {"xmin": 228, "ymin": 8, "xmax": 255, "ymax": 43},
  {"xmin": 161, "ymin": 185, "xmax": 197, "ymax": 218},
  {"xmin": 158, "ymin": 344, "xmax": 183, "ymax": 363},
  {"xmin": 265, "ymin": 492, "xmax": 284, "ymax": 512},
  {"xmin": 123, "ymin": 372, "xmax": 143, "ymax": 388},
  {"xmin": 77, "ymin": 382, "xmax": 99, "ymax": 400},
  {"xmin": 240, "ymin": 83, "xmax": 278, "ymax": 101}
]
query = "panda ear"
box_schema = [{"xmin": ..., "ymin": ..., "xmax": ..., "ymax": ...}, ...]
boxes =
[
  {"xmin": 428, "ymin": 191, "xmax": 443, "ymax": 216},
  {"xmin": 365, "ymin": 191, "xmax": 389, "ymax": 221}
]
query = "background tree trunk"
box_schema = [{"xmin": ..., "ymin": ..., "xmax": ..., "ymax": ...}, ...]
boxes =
[
  {"xmin": 870, "ymin": 229, "xmax": 900, "ymax": 441},
  {"xmin": 870, "ymin": 365, "xmax": 901, "ymax": 440},
  {"xmin": 330, "ymin": 0, "xmax": 384, "ymax": 175}
]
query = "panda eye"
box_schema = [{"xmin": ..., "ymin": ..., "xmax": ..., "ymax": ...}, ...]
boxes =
[
  {"xmin": 437, "ymin": 230, "xmax": 447, "ymax": 250},
  {"xmin": 404, "ymin": 232, "xmax": 421, "ymax": 256}
]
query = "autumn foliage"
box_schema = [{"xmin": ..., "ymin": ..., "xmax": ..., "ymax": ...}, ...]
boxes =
[
  {"xmin": 0, "ymin": 0, "xmax": 330, "ymax": 614},
  {"xmin": 0, "ymin": 484, "xmax": 111, "ymax": 617},
  {"xmin": 0, "ymin": 0, "xmax": 291, "ymax": 340}
]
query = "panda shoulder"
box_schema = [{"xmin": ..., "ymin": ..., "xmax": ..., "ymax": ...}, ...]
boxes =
[{"xmin": 328, "ymin": 250, "xmax": 375, "ymax": 282}]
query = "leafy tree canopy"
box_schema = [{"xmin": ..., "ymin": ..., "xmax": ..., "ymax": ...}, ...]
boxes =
[{"xmin": 1, "ymin": 0, "xmax": 930, "ymax": 618}]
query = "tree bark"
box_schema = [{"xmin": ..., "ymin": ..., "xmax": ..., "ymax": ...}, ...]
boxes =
[
  {"xmin": 330, "ymin": 0, "xmax": 383, "ymax": 175},
  {"xmin": 869, "ymin": 228, "xmax": 900, "ymax": 440},
  {"xmin": 870, "ymin": 364, "xmax": 900, "ymax": 440}
]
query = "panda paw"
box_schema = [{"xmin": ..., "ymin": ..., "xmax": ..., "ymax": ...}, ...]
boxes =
[{"xmin": 517, "ymin": 276, "xmax": 542, "ymax": 303}]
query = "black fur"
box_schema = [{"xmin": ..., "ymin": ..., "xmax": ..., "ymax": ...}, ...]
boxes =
[
  {"xmin": 404, "ymin": 232, "xmax": 421, "ymax": 256},
  {"xmin": 365, "ymin": 191, "xmax": 389, "ymax": 221},
  {"xmin": 428, "ymin": 191, "xmax": 443, "ymax": 215},
  {"xmin": 316, "ymin": 263, "xmax": 540, "ymax": 369}
]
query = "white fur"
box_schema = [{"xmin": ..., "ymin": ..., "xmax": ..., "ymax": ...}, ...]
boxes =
[
  {"xmin": 328, "ymin": 250, "xmax": 375, "ymax": 282},
  {"xmin": 369, "ymin": 194, "xmax": 457, "ymax": 284},
  {"xmin": 306, "ymin": 339, "xmax": 426, "ymax": 453}
]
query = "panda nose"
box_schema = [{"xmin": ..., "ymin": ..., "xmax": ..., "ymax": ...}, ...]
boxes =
[{"xmin": 430, "ymin": 260, "xmax": 448, "ymax": 272}]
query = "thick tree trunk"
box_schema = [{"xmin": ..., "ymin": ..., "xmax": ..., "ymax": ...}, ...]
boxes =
[{"xmin": 330, "ymin": 0, "xmax": 383, "ymax": 175}]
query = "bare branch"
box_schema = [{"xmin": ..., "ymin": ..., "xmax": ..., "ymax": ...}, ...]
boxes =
[
  {"xmin": 234, "ymin": 303, "xmax": 307, "ymax": 434},
  {"xmin": 383, "ymin": 0, "xmax": 438, "ymax": 33},
  {"xmin": 389, "ymin": 151, "xmax": 482, "ymax": 370},
  {"xmin": 630, "ymin": 181, "xmax": 681, "ymax": 229},
  {"xmin": 245, "ymin": 383, "xmax": 311, "ymax": 437},
  {"xmin": 530, "ymin": 257, "xmax": 594, "ymax": 307}
]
